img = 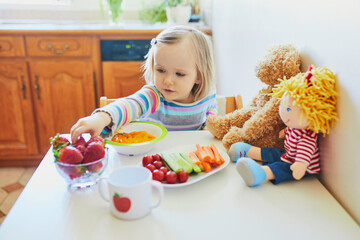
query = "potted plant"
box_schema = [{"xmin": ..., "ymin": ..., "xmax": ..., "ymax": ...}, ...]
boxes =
[
  {"xmin": 139, "ymin": 1, "xmax": 168, "ymax": 24},
  {"xmin": 164, "ymin": 0, "xmax": 192, "ymax": 25},
  {"xmin": 99, "ymin": 0, "xmax": 124, "ymax": 25}
]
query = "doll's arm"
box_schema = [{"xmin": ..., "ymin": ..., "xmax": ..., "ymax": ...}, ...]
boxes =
[
  {"xmin": 290, "ymin": 162, "xmax": 308, "ymax": 180},
  {"xmin": 291, "ymin": 134, "xmax": 317, "ymax": 180}
]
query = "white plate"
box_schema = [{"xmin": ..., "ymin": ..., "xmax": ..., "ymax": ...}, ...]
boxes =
[{"xmin": 159, "ymin": 144, "xmax": 230, "ymax": 188}]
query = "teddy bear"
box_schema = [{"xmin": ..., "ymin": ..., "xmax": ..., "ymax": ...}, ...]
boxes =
[{"xmin": 206, "ymin": 44, "xmax": 301, "ymax": 150}]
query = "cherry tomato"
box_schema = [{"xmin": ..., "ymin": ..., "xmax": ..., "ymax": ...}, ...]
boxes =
[
  {"xmin": 152, "ymin": 154, "xmax": 162, "ymax": 162},
  {"xmin": 152, "ymin": 169, "xmax": 165, "ymax": 182},
  {"xmin": 165, "ymin": 171, "xmax": 178, "ymax": 184},
  {"xmin": 146, "ymin": 164, "xmax": 156, "ymax": 172},
  {"xmin": 153, "ymin": 160, "xmax": 164, "ymax": 169},
  {"xmin": 178, "ymin": 170, "xmax": 189, "ymax": 183},
  {"xmin": 159, "ymin": 166, "xmax": 169, "ymax": 174},
  {"xmin": 142, "ymin": 155, "xmax": 153, "ymax": 166}
]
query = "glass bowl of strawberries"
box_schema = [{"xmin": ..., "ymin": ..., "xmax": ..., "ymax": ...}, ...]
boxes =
[{"xmin": 50, "ymin": 134, "xmax": 108, "ymax": 190}]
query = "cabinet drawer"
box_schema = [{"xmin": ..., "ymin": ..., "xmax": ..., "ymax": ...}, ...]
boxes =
[
  {"xmin": 0, "ymin": 36, "xmax": 26, "ymax": 57},
  {"xmin": 26, "ymin": 36, "xmax": 91, "ymax": 57}
]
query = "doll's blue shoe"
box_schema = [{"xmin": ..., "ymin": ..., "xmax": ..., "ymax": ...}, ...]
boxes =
[
  {"xmin": 236, "ymin": 158, "xmax": 266, "ymax": 187},
  {"xmin": 228, "ymin": 142, "xmax": 252, "ymax": 162}
]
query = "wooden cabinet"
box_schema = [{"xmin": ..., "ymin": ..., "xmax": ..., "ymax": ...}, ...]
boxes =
[
  {"xmin": 0, "ymin": 34, "xmax": 98, "ymax": 166},
  {"xmin": 25, "ymin": 36, "xmax": 91, "ymax": 57},
  {"xmin": 29, "ymin": 60, "xmax": 95, "ymax": 153},
  {"xmin": 102, "ymin": 61, "xmax": 146, "ymax": 98},
  {"xmin": 0, "ymin": 61, "xmax": 39, "ymax": 157}
]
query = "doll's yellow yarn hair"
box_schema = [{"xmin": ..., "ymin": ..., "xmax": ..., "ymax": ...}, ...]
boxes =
[{"xmin": 271, "ymin": 65, "xmax": 339, "ymax": 135}]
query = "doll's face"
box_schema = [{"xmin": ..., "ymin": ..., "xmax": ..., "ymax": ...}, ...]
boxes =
[{"xmin": 279, "ymin": 94, "xmax": 309, "ymax": 129}]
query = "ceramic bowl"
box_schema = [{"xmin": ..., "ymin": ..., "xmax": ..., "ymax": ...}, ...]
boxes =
[
  {"xmin": 105, "ymin": 121, "xmax": 168, "ymax": 156},
  {"xmin": 55, "ymin": 148, "xmax": 108, "ymax": 190}
]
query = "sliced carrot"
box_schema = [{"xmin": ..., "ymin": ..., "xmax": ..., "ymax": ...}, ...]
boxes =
[
  {"xmin": 202, "ymin": 161, "xmax": 212, "ymax": 172},
  {"xmin": 194, "ymin": 150, "xmax": 201, "ymax": 160},
  {"xmin": 210, "ymin": 144, "xmax": 225, "ymax": 165},
  {"xmin": 195, "ymin": 148, "xmax": 211, "ymax": 162},
  {"xmin": 189, "ymin": 152, "xmax": 201, "ymax": 166},
  {"xmin": 190, "ymin": 152, "xmax": 205, "ymax": 171},
  {"xmin": 193, "ymin": 144, "xmax": 224, "ymax": 172},
  {"xmin": 202, "ymin": 146, "xmax": 215, "ymax": 164}
]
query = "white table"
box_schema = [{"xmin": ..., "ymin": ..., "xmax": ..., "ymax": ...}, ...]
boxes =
[{"xmin": 0, "ymin": 131, "xmax": 359, "ymax": 240}]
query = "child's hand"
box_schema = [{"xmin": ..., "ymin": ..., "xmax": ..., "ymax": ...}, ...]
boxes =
[
  {"xmin": 70, "ymin": 112, "xmax": 111, "ymax": 143},
  {"xmin": 290, "ymin": 162, "xmax": 308, "ymax": 180}
]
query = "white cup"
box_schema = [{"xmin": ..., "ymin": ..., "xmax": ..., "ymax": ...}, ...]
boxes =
[{"xmin": 99, "ymin": 166, "xmax": 163, "ymax": 220}]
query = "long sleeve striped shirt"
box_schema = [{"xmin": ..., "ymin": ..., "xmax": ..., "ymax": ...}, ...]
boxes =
[
  {"xmin": 281, "ymin": 127, "xmax": 320, "ymax": 174},
  {"xmin": 94, "ymin": 85, "xmax": 217, "ymax": 135}
]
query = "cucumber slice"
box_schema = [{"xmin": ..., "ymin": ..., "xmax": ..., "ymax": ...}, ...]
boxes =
[
  {"xmin": 170, "ymin": 153, "xmax": 193, "ymax": 173},
  {"xmin": 161, "ymin": 153, "xmax": 182, "ymax": 172},
  {"xmin": 179, "ymin": 153, "xmax": 202, "ymax": 173}
]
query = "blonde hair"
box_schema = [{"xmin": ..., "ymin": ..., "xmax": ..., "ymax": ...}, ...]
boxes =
[
  {"xmin": 142, "ymin": 26, "xmax": 215, "ymax": 101},
  {"xmin": 271, "ymin": 65, "xmax": 339, "ymax": 135}
]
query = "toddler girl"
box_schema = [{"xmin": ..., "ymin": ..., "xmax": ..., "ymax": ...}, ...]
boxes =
[{"xmin": 71, "ymin": 26, "xmax": 216, "ymax": 143}]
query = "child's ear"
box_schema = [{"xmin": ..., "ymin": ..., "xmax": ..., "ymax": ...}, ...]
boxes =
[{"xmin": 195, "ymin": 72, "xmax": 201, "ymax": 84}]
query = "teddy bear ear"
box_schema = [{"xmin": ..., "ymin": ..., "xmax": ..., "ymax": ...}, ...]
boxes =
[{"xmin": 255, "ymin": 44, "xmax": 301, "ymax": 86}]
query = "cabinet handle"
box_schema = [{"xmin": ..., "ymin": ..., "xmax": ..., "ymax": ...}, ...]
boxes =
[
  {"xmin": 48, "ymin": 43, "xmax": 69, "ymax": 54},
  {"xmin": 21, "ymin": 75, "xmax": 27, "ymax": 99},
  {"xmin": 34, "ymin": 75, "xmax": 41, "ymax": 99}
]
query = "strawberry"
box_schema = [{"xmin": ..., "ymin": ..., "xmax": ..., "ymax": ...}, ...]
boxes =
[
  {"xmin": 75, "ymin": 145, "xmax": 86, "ymax": 156},
  {"xmin": 50, "ymin": 134, "xmax": 71, "ymax": 161},
  {"xmin": 74, "ymin": 136, "xmax": 86, "ymax": 147},
  {"xmin": 86, "ymin": 136, "xmax": 105, "ymax": 147},
  {"xmin": 59, "ymin": 146, "xmax": 83, "ymax": 164},
  {"xmin": 50, "ymin": 134, "xmax": 70, "ymax": 151},
  {"xmin": 87, "ymin": 162, "xmax": 103, "ymax": 173},
  {"xmin": 58, "ymin": 136, "xmax": 70, "ymax": 144},
  {"xmin": 83, "ymin": 142, "xmax": 105, "ymax": 164},
  {"xmin": 59, "ymin": 165, "xmax": 85, "ymax": 179}
]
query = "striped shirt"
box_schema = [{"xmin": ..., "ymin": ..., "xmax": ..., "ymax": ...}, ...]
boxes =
[
  {"xmin": 95, "ymin": 85, "xmax": 217, "ymax": 134},
  {"xmin": 281, "ymin": 127, "xmax": 320, "ymax": 174}
]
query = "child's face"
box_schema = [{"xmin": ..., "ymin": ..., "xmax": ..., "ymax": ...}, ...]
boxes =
[
  {"xmin": 153, "ymin": 38, "xmax": 200, "ymax": 103},
  {"xmin": 279, "ymin": 94, "xmax": 309, "ymax": 129}
]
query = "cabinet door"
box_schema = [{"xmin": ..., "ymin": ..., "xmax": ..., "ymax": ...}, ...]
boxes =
[
  {"xmin": 0, "ymin": 61, "xmax": 39, "ymax": 156},
  {"xmin": 102, "ymin": 61, "xmax": 145, "ymax": 98},
  {"xmin": 30, "ymin": 60, "xmax": 96, "ymax": 153}
]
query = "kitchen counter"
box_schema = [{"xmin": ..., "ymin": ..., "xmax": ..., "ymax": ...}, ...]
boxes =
[{"xmin": 0, "ymin": 21, "xmax": 212, "ymax": 35}]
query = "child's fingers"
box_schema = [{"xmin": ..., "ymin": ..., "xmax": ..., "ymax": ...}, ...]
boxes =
[
  {"xmin": 70, "ymin": 115, "xmax": 106, "ymax": 143},
  {"xmin": 70, "ymin": 126, "xmax": 81, "ymax": 144},
  {"xmin": 71, "ymin": 125, "xmax": 89, "ymax": 143},
  {"xmin": 70, "ymin": 120, "xmax": 83, "ymax": 143}
]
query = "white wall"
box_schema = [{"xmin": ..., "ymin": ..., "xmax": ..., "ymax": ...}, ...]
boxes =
[{"xmin": 212, "ymin": 0, "xmax": 360, "ymax": 224}]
